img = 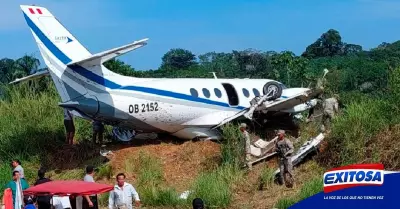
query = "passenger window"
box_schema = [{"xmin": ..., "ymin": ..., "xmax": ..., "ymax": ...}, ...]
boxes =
[
  {"xmin": 190, "ymin": 88, "xmax": 198, "ymax": 97},
  {"xmin": 214, "ymin": 88, "xmax": 222, "ymax": 98},
  {"xmin": 202, "ymin": 88, "xmax": 211, "ymax": 98},
  {"xmin": 253, "ymin": 88, "xmax": 260, "ymax": 96},
  {"xmin": 242, "ymin": 88, "xmax": 250, "ymax": 98}
]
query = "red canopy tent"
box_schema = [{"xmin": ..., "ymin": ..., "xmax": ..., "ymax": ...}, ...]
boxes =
[{"xmin": 23, "ymin": 180, "xmax": 114, "ymax": 196}]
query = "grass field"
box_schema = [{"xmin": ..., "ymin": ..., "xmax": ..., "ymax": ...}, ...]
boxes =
[{"xmin": 2, "ymin": 69, "xmax": 400, "ymax": 208}]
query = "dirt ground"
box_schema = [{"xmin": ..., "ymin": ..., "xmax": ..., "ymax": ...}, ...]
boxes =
[
  {"xmin": 108, "ymin": 140, "xmax": 221, "ymax": 192},
  {"xmin": 96, "ymin": 136, "xmax": 324, "ymax": 209}
]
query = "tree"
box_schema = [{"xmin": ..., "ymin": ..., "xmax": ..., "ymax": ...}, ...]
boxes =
[
  {"xmin": 104, "ymin": 59, "xmax": 136, "ymax": 77},
  {"xmin": 0, "ymin": 58, "xmax": 16, "ymax": 83},
  {"xmin": 161, "ymin": 48, "xmax": 196, "ymax": 69},
  {"xmin": 15, "ymin": 55, "xmax": 40, "ymax": 75},
  {"xmin": 342, "ymin": 44, "xmax": 362, "ymax": 54},
  {"xmin": 302, "ymin": 29, "xmax": 344, "ymax": 59},
  {"xmin": 271, "ymin": 51, "xmax": 296, "ymax": 86}
]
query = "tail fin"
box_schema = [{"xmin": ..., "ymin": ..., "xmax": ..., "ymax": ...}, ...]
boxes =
[
  {"xmin": 20, "ymin": 5, "xmax": 97, "ymax": 104},
  {"xmin": 20, "ymin": 5, "xmax": 144, "ymax": 110},
  {"xmin": 20, "ymin": 5, "xmax": 91, "ymax": 64}
]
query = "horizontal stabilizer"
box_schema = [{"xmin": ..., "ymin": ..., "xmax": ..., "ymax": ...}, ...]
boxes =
[
  {"xmin": 9, "ymin": 70, "xmax": 49, "ymax": 84},
  {"xmin": 67, "ymin": 38, "xmax": 149, "ymax": 67}
]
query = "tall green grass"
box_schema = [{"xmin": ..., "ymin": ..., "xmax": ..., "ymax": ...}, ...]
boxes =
[
  {"xmin": 258, "ymin": 166, "xmax": 275, "ymax": 190},
  {"xmin": 187, "ymin": 165, "xmax": 240, "ymax": 208},
  {"xmin": 186, "ymin": 123, "xmax": 245, "ymax": 208},
  {"xmin": 0, "ymin": 84, "xmax": 63, "ymax": 160},
  {"xmin": 274, "ymin": 177, "xmax": 323, "ymax": 209},
  {"xmin": 330, "ymin": 98, "xmax": 390, "ymax": 165},
  {"xmin": 124, "ymin": 151, "xmax": 185, "ymax": 207},
  {"xmin": 220, "ymin": 123, "xmax": 245, "ymax": 168},
  {"xmin": 0, "ymin": 83, "xmax": 105, "ymax": 161},
  {"xmin": 0, "ymin": 82, "xmax": 111, "ymax": 199}
]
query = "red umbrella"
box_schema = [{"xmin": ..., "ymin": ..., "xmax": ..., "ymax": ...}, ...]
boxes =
[{"xmin": 23, "ymin": 180, "xmax": 114, "ymax": 196}]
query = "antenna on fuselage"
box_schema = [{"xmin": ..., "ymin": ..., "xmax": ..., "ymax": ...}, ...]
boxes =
[{"xmin": 210, "ymin": 72, "xmax": 218, "ymax": 79}]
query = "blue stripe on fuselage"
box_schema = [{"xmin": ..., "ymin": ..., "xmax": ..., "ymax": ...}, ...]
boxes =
[{"xmin": 23, "ymin": 12, "xmax": 289, "ymax": 110}]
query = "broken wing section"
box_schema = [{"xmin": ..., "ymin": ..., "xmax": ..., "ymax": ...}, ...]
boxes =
[
  {"xmin": 212, "ymin": 88, "xmax": 323, "ymax": 130},
  {"xmin": 255, "ymin": 88, "xmax": 322, "ymax": 113}
]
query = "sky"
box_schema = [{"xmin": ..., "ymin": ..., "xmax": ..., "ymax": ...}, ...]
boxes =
[{"xmin": 1, "ymin": 0, "xmax": 400, "ymax": 70}]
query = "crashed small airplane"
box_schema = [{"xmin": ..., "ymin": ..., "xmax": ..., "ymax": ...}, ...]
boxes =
[{"xmin": 13, "ymin": 5, "xmax": 323, "ymax": 141}]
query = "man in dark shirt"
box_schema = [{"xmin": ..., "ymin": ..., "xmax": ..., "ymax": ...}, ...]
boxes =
[
  {"xmin": 34, "ymin": 168, "xmax": 52, "ymax": 209},
  {"xmin": 92, "ymin": 120, "xmax": 104, "ymax": 145}
]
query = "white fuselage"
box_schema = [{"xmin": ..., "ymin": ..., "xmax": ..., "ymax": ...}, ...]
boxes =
[
  {"xmin": 91, "ymin": 74, "xmax": 314, "ymax": 139},
  {"xmin": 20, "ymin": 5, "xmax": 316, "ymax": 140}
]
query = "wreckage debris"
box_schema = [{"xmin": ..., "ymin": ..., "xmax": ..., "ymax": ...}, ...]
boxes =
[{"xmin": 273, "ymin": 133, "xmax": 325, "ymax": 176}]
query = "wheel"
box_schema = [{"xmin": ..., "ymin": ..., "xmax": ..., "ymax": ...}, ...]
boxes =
[{"xmin": 263, "ymin": 81, "xmax": 283, "ymax": 100}]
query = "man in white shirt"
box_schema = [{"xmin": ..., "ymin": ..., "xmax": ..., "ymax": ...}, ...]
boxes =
[
  {"xmin": 52, "ymin": 196, "xmax": 71, "ymax": 209},
  {"xmin": 108, "ymin": 173, "xmax": 140, "ymax": 209}
]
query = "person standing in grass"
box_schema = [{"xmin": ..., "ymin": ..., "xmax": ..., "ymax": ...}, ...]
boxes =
[
  {"xmin": 275, "ymin": 130, "xmax": 294, "ymax": 187},
  {"xmin": 92, "ymin": 120, "xmax": 104, "ymax": 145},
  {"xmin": 64, "ymin": 109, "xmax": 75, "ymax": 145},
  {"xmin": 6, "ymin": 171, "xmax": 29, "ymax": 209},
  {"xmin": 239, "ymin": 123, "xmax": 252, "ymax": 170},
  {"xmin": 108, "ymin": 173, "xmax": 140, "ymax": 209},
  {"xmin": 321, "ymin": 94, "xmax": 340, "ymax": 133},
  {"xmin": 11, "ymin": 160, "xmax": 24, "ymax": 180},
  {"xmin": 34, "ymin": 169, "xmax": 52, "ymax": 209},
  {"xmin": 82, "ymin": 166, "xmax": 97, "ymax": 209}
]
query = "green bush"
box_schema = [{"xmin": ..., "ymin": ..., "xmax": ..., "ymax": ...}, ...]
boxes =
[
  {"xmin": 187, "ymin": 123, "xmax": 245, "ymax": 208},
  {"xmin": 329, "ymin": 97, "xmax": 391, "ymax": 166},
  {"xmin": 220, "ymin": 123, "xmax": 245, "ymax": 168}
]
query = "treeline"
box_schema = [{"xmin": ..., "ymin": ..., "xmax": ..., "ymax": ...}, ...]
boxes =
[{"xmin": 1, "ymin": 29, "xmax": 400, "ymax": 99}]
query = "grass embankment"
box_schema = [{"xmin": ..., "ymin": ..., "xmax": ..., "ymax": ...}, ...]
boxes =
[
  {"xmin": 114, "ymin": 123, "xmax": 246, "ymax": 208},
  {"xmin": 318, "ymin": 68, "xmax": 400, "ymax": 169},
  {"xmin": 0, "ymin": 82, "xmax": 247, "ymax": 208},
  {"xmin": 0, "ymin": 83, "xmax": 112, "ymax": 193},
  {"xmin": 3, "ymin": 66, "xmax": 400, "ymax": 208},
  {"xmin": 274, "ymin": 68, "xmax": 400, "ymax": 208}
]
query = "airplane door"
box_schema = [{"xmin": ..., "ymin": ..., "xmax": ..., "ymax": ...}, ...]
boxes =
[{"xmin": 221, "ymin": 83, "xmax": 239, "ymax": 106}]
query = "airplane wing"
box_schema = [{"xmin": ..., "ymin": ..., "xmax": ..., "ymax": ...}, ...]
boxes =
[
  {"xmin": 211, "ymin": 88, "xmax": 322, "ymax": 130},
  {"xmin": 255, "ymin": 88, "xmax": 322, "ymax": 112},
  {"xmin": 67, "ymin": 38, "xmax": 148, "ymax": 67},
  {"xmin": 9, "ymin": 70, "xmax": 49, "ymax": 84}
]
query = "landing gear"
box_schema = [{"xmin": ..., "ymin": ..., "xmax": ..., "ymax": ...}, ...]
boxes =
[
  {"xmin": 112, "ymin": 127, "xmax": 135, "ymax": 142},
  {"xmin": 263, "ymin": 81, "xmax": 283, "ymax": 100},
  {"xmin": 244, "ymin": 81, "xmax": 283, "ymax": 120}
]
